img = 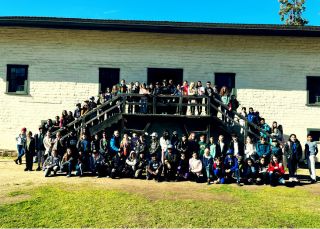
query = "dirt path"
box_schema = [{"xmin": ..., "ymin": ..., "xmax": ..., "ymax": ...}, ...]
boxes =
[{"xmin": 1, "ymin": 158, "xmax": 319, "ymax": 205}]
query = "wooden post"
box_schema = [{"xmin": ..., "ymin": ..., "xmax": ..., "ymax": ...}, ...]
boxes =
[
  {"xmin": 207, "ymin": 96, "xmax": 211, "ymax": 116},
  {"xmin": 244, "ymin": 120, "xmax": 248, "ymax": 141},
  {"xmin": 179, "ymin": 96, "xmax": 183, "ymax": 115},
  {"xmin": 153, "ymin": 96, "xmax": 156, "ymax": 114}
]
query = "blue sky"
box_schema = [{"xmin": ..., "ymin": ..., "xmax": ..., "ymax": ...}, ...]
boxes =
[{"xmin": 0, "ymin": 0, "xmax": 319, "ymax": 25}]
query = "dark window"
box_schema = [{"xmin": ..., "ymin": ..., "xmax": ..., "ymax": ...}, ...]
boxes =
[
  {"xmin": 308, "ymin": 129, "xmax": 320, "ymax": 142},
  {"xmin": 147, "ymin": 68, "xmax": 183, "ymax": 85},
  {"xmin": 6, "ymin": 65, "xmax": 28, "ymax": 93},
  {"xmin": 214, "ymin": 73, "xmax": 236, "ymax": 93},
  {"xmin": 307, "ymin": 76, "xmax": 320, "ymax": 104},
  {"xmin": 99, "ymin": 68, "xmax": 120, "ymax": 93}
]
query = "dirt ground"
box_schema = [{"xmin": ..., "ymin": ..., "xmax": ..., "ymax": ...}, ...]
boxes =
[{"xmin": 1, "ymin": 158, "xmax": 320, "ymax": 205}]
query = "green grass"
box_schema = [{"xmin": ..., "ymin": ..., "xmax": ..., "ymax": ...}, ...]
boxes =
[{"xmin": 1, "ymin": 184, "xmax": 320, "ymax": 228}]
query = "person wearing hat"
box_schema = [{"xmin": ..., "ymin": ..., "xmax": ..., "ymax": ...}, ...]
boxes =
[
  {"xmin": 14, "ymin": 127, "xmax": 27, "ymax": 165},
  {"xmin": 146, "ymin": 153, "xmax": 162, "ymax": 182},
  {"xmin": 134, "ymin": 151, "xmax": 147, "ymax": 179},
  {"xmin": 34, "ymin": 125, "xmax": 45, "ymax": 171},
  {"xmin": 163, "ymin": 144, "xmax": 178, "ymax": 181},
  {"xmin": 149, "ymin": 132, "xmax": 160, "ymax": 160},
  {"xmin": 224, "ymin": 149, "xmax": 241, "ymax": 185}
]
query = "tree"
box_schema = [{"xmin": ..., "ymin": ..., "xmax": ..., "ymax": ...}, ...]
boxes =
[{"xmin": 279, "ymin": 0, "xmax": 308, "ymax": 26}]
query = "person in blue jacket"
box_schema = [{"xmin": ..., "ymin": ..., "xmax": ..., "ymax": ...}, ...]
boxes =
[
  {"xmin": 256, "ymin": 137, "xmax": 271, "ymax": 163},
  {"xmin": 224, "ymin": 149, "xmax": 241, "ymax": 185},
  {"xmin": 109, "ymin": 130, "xmax": 121, "ymax": 157},
  {"xmin": 242, "ymin": 158, "xmax": 257, "ymax": 185},
  {"xmin": 212, "ymin": 157, "xmax": 225, "ymax": 184}
]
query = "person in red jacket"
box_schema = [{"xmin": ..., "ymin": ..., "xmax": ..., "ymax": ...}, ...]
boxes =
[{"xmin": 267, "ymin": 155, "xmax": 285, "ymax": 186}]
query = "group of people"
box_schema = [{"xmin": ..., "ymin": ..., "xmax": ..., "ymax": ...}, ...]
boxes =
[{"xmin": 15, "ymin": 123, "xmax": 318, "ymax": 185}]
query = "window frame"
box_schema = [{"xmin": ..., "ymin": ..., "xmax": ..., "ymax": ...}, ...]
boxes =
[
  {"xmin": 214, "ymin": 72, "xmax": 236, "ymax": 95},
  {"xmin": 307, "ymin": 128, "xmax": 320, "ymax": 143},
  {"xmin": 306, "ymin": 76, "xmax": 320, "ymax": 106},
  {"xmin": 6, "ymin": 64, "xmax": 29, "ymax": 95}
]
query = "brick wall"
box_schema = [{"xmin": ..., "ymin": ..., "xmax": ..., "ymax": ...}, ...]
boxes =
[{"xmin": 0, "ymin": 27, "xmax": 320, "ymax": 150}]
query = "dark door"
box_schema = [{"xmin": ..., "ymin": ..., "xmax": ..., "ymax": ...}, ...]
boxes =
[
  {"xmin": 147, "ymin": 68, "xmax": 183, "ymax": 85},
  {"xmin": 99, "ymin": 68, "xmax": 120, "ymax": 93},
  {"xmin": 214, "ymin": 73, "xmax": 236, "ymax": 93}
]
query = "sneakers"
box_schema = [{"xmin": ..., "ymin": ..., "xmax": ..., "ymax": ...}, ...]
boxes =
[
  {"xmin": 311, "ymin": 179, "xmax": 316, "ymax": 184},
  {"xmin": 14, "ymin": 159, "xmax": 18, "ymax": 165},
  {"xmin": 279, "ymin": 178, "xmax": 285, "ymax": 184},
  {"xmin": 289, "ymin": 177, "xmax": 294, "ymax": 182},
  {"xmin": 36, "ymin": 167, "xmax": 41, "ymax": 171}
]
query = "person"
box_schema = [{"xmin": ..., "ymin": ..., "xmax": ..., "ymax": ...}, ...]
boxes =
[
  {"xmin": 171, "ymin": 131, "xmax": 180, "ymax": 152},
  {"xmin": 284, "ymin": 134, "xmax": 302, "ymax": 183},
  {"xmin": 34, "ymin": 126, "xmax": 45, "ymax": 171},
  {"xmin": 204, "ymin": 81, "xmax": 214, "ymax": 115},
  {"xmin": 91, "ymin": 134, "xmax": 100, "ymax": 155},
  {"xmin": 198, "ymin": 135, "xmax": 207, "ymax": 157},
  {"xmin": 176, "ymin": 152, "xmax": 189, "ymax": 181},
  {"xmin": 202, "ymin": 148, "xmax": 213, "ymax": 184},
  {"xmin": 66, "ymin": 131, "xmax": 78, "ymax": 154},
  {"xmin": 224, "ymin": 149, "xmax": 240, "ymax": 185},
  {"xmin": 267, "ymin": 155, "xmax": 285, "ymax": 186},
  {"xmin": 120, "ymin": 133, "xmax": 131, "ymax": 157},
  {"xmin": 228, "ymin": 95, "xmax": 239, "ymax": 124},
  {"xmin": 196, "ymin": 81, "xmax": 205, "ymax": 115},
  {"xmin": 256, "ymin": 156, "xmax": 268, "ymax": 185},
  {"xmin": 271, "ymin": 121, "xmax": 282, "ymax": 142},
  {"xmin": 189, "ymin": 152, "xmax": 203, "ymax": 183},
  {"xmin": 212, "ymin": 157, "xmax": 225, "ymax": 184},
  {"xmin": 92, "ymin": 150, "xmax": 108, "ymax": 178},
  {"xmin": 160, "ymin": 130, "xmax": 171, "ymax": 163},
  {"xmin": 188, "ymin": 133, "xmax": 199, "ymax": 158},
  {"xmin": 139, "ymin": 83, "xmax": 150, "ymax": 114},
  {"xmin": 60, "ymin": 148, "xmax": 75, "ymax": 177},
  {"xmin": 44, "ymin": 119, "xmax": 53, "ymax": 133},
  {"xmin": 305, "ymin": 134, "xmax": 318, "ymax": 183},
  {"xmin": 24, "ymin": 131, "xmax": 35, "ymax": 171},
  {"xmin": 149, "ymin": 132, "xmax": 160, "ymax": 160},
  {"xmin": 59, "ymin": 110, "xmax": 68, "ymax": 128},
  {"xmin": 229, "ymin": 133, "xmax": 244, "ymax": 158},
  {"xmin": 124, "ymin": 151, "xmax": 138, "ymax": 178},
  {"xmin": 53, "ymin": 131, "xmax": 65, "ymax": 157},
  {"xmin": 219, "ymin": 86, "xmax": 230, "ymax": 123},
  {"xmin": 256, "ymin": 137, "xmax": 271, "ymax": 162},
  {"xmin": 88, "ymin": 96, "xmax": 97, "ymax": 110},
  {"xmin": 187, "ymin": 82, "xmax": 197, "ymax": 115},
  {"xmin": 66, "ymin": 111, "xmax": 75, "ymax": 125},
  {"xmin": 73, "ymin": 103, "xmax": 82, "ymax": 119},
  {"xmin": 242, "ymin": 158, "xmax": 257, "ymax": 185},
  {"xmin": 163, "ymin": 145, "xmax": 178, "ymax": 181},
  {"xmin": 208, "ymin": 137, "xmax": 216, "ymax": 159},
  {"xmin": 270, "ymin": 139, "xmax": 283, "ymax": 162},
  {"xmin": 216, "ymin": 135, "xmax": 228, "ymax": 159},
  {"xmin": 134, "ymin": 151, "xmax": 147, "ymax": 179},
  {"xmin": 99, "ymin": 132, "xmax": 109, "ymax": 157},
  {"xmin": 75, "ymin": 151, "xmax": 87, "ymax": 177},
  {"xmin": 119, "ymin": 79, "xmax": 128, "ymax": 94},
  {"xmin": 177, "ymin": 134, "xmax": 189, "ymax": 159},
  {"xmin": 14, "ymin": 127, "xmax": 27, "ymax": 165},
  {"xmin": 181, "ymin": 81, "xmax": 189, "ymax": 115},
  {"xmin": 110, "ymin": 150, "xmax": 126, "ymax": 179},
  {"xmin": 239, "ymin": 107, "xmax": 247, "ymax": 134},
  {"xmin": 109, "ymin": 130, "xmax": 121, "ymax": 158},
  {"xmin": 146, "ymin": 153, "xmax": 162, "ymax": 182},
  {"xmin": 43, "ymin": 150, "xmax": 61, "ymax": 177},
  {"xmin": 244, "ymin": 136, "xmax": 257, "ymax": 161},
  {"xmin": 259, "ymin": 118, "xmax": 271, "ymax": 141},
  {"xmin": 43, "ymin": 130, "xmax": 53, "ymax": 160}
]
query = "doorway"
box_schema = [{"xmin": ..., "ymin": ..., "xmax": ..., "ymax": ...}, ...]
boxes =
[
  {"xmin": 214, "ymin": 73, "xmax": 236, "ymax": 94},
  {"xmin": 99, "ymin": 68, "xmax": 120, "ymax": 93},
  {"xmin": 147, "ymin": 68, "xmax": 183, "ymax": 85}
]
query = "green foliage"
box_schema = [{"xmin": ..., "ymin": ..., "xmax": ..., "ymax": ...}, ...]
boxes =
[
  {"xmin": 279, "ymin": 0, "xmax": 308, "ymax": 25},
  {"xmin": 1, "ymin": 184, "xmax": 320, "ymax": 227}
]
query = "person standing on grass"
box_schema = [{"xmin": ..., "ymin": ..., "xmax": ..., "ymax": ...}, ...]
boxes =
[
  {"xmin": 35, "ymin": 126, "xmax": 45, "ymax": 171},
  {"xmin": 305, "ymin": 134, "xmax": 318, "ymax": 183},
  {"xmin": 24, "ymin": 131, "xmax": 35, "ymax": 171},
  {"xmin": 14, "ymin": 127, "xmax": 27, "ymax": 165},
  {"xmin": 284, "ymin": 134, "xmax": 302, "ymax": 183},
  {"xmin": 202, "ymin": 148, "xmax": 213, "ymax": 185}
]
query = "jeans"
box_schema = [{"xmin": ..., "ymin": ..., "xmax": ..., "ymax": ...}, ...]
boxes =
[
  {"xmin": 17, "ymin": 144, "xmax": 25, "ymax": 164},
  {"xmin": 287, "ymin": 158, "xmax": 298, "ymax": 178},
  {"xmin": 308, "ymin": 155, "xmax": 317, "ymax": 180},
  {"xmin": 37, "ymin": 150, "xmax": 44, "ymax": 168}
]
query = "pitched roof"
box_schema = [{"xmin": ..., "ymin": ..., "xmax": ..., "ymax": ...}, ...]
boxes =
[{"xmin": 1, "ymin": 16, "xmax": 320, "ymax": 37}]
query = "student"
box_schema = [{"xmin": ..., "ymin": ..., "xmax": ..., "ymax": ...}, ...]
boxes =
[
  {"xmin": 53, "ymin": 131, "xmax": 65, "ymax": 157},
  {"xmin": 124, "ymin": 151, "xmax": 138, "ymax": 178},
  {"xmin": 35, "ymin": 126, "xmax": 45, "ymax": 171},
  {"xmin": 212, "ymin": 157, "xmax": 225, "ymax": 184},
  {"xmin": 219, "ymin": 86, "xmax": 230, "ymax": 123},
  {"xmin": 109, "ymin": 130, "xmax": 121, "ymax": 157},
  {"xmin": 284, "ymin": 134, "xmax": 302, "ymax": 183},
  {"xmin": 188, "ymin": 82, "xmax": 197, "ymax": 116},
  {"xmin": 202, "ymin": 148, "xmax": 213, "ymax": 185},
  {"xmin": 228, "ymin": 95, "xmax": 239, "ymax": 124},
  {"xmin": 66, "ymin": 131, "xmax": 78, "ymax": 155},
  {"xmin": 256, "ymin": 137, "xmax": 271, "ymax": 162},
  {"xmin": 24, "ymin": 131, "xmax": 35, "ymax": 171},
  {"xmin": 208, "ymin": 137, "xmax": 216, "ymax": 159},
  {"xmin": 160, "ymin": 130, "xmax": 171, "ymax": 162},
  {"xmin": 239, "ymin": 107, "xmax": 247, "ymax": 134},
  {"xmin": 14, "ymin": 127, "xmax": 27, "ymax": 165},
  {"xmin": 92, "ymin": 151, "xmax": 108, "ymax": 178},
  {"xmin": 43, "ymin": 130, "xmax": 53, "ymax": 160},
  {"xmin": 189, "ymin": 152, "xmax": 203, "ymax": 183},
  {"xmin": 244, "ymin": 136, "xmax": 257, "ymax": 161},
  {"xmin": 242, "ymin": 158, "xmax": 257, "ymax": 185},
  {"xmin": 229, "ymin": 133, "xmax": 244, "ymax": 158},
  {"xmin": 256, "ymin": 156, "xmax": 268, "ymax": 185},
  {"xmin": 176, "ymin": 153, "xmax": 189, "ymax": 181},
  {"xmin": 134, "ymin": 151, "xmax": 147, "ymax": 179},
  {"xmin": 99, "ymin": 132, "xmax": 109, "ymax": 157},
  {"xmin": 171, "ymin": 131, "xmax": 180, "ymax": 151},
  {"xmin": 110, "ymin": 151, "xmax": 126, "ymax": 179},
  {"xmin": 73, "ymin": 103, "xmax": 82, "ymax": 119},
  {"xmin": 267, "ymin": 155, "xmax": 285, "ymax": 186},
  {"xmin": 188, "ymin": 133, "xmax": 199, "ymax": 158},
  {"xmin": 177, "ymin": 134, "xmax": 189, "ymax": 159},
  {"xmin": 270, "ymin": 139, "xmax": 283, "ymax": 162},
  {"xmin": 146, "ymin": 153, "xmax": 162, "ymax": 182},
  {"xmin": 305, "ymin": 134, "xmax": 318, "ymax": 183},
  {"xmin": 259, "ymin": 118, "xmax": 271, "ymax": 140},
  {"xmin": 43, "ymin": 150, "xmax": 61, "ymax": 177},
  {"xmin": 60, "ymin": 148, "xmax": 75, "ymax": 177},
  {"xmin": 198, "ymin": 135, "xmax": 207, "ymax": 157},
  {"xmin": 196, "ymin": 81, "xmax": 205, "ymax": 115},
  {"xmin": 149, "ymin": 132, "xmax": 160, "ymax": 160},
  {"xmin": 216, "ymin": 135, "xmax": 228, "ymax": 159},
  {"xmin": 271, "ymin": 121, "xmax": 282, "ymax": 142},
  {"xmin": 75, "ymin": 151, "xmax": 87, "ymax": 177},
  {"xmin": 120, "ymin": 133, "xmax": 131, "ymax": 158},
  {"xmin": 91, "ymin": 134, "xmax": 100, "ymax": 155},
  {"xmin": 163, "ymin": 145, "xmax": 178, "ymax": 181},
  {"xmin": 224, "ymin": 149, "xmax": 240, "ymax": 185}
]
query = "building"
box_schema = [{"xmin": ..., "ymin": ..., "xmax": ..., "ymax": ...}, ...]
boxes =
[{"xmin": 0, "ymin": 16, "xmax": 320, "ymax": 150}]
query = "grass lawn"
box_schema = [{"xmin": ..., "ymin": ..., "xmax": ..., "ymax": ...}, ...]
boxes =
[{"xmin": 1, "ymin": 182, "xmax": 320, "ymax": 228}]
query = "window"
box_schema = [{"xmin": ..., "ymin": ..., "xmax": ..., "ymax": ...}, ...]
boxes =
[
  {"xmin": 99, "ymin": 68, "xmax": 120, "ymax": 93},
  {"xmin": 214, "ymin": 73, "xmax": 236, "ymax": 94},
  {"xmin": 307, "ymin": 76, "xmax": 320, "ymax": 105},
  {"xmin": 6, "ymin": 65, "xmax": 28, "ymax": 94},
  {"xmin": 307, "ymin": 129, "xmax": 320, "ymax": 142},
  {"xmin": 147, "ymin": 68, "xmax": 183, "ymax": 85}
]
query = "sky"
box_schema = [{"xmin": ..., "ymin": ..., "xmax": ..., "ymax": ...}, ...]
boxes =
[{"xmin": 0, "ymin": 0, "xmax": 319, "ymax": 25}]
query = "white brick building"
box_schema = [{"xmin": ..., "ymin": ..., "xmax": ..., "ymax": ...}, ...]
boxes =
[{"xmin": 0, "ymin": 17, "xmax": 320, "ymax": 150}]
